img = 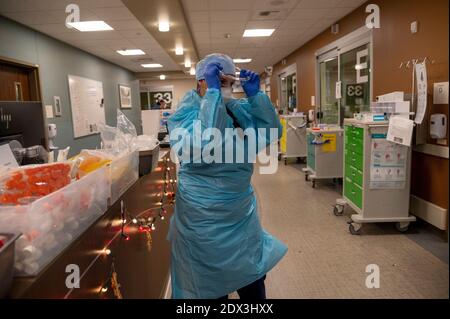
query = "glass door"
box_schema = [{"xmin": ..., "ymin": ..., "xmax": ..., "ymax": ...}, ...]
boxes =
[
  {"xmin": 316, "ymin": 28, "xmax": 372, "ymax": 126},
  {"xmin": 318, "ymin": 54, "xmax": 339, "ymax": 124},
  {"xmin": 339, "ymin": 43, "xmax": 371, "ymax": 120},
  {"xmin": 279, "ymin": 72, "xmax": 297, "ymax": 114}
]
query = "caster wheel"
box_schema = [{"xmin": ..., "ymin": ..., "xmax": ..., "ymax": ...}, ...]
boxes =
[
  {"xmin": 395, "ymin": 222, "xmax": 409, "ymax": 233},
  {"xmin": 349, "ymin": 223, "xmax": 361, "ymax": 235},
  {"xmin": 333, "ymin": 205, "xmax": 344, "ymax": 216}
]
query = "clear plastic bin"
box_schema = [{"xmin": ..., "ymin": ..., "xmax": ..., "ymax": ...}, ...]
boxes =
[
  {"xmin": 108, "ymin": 150, "xmax": 139, "ymax": 205},
  {"xmin": 0, "ymin": 166, "xmax": 109, "ymax": 276}
]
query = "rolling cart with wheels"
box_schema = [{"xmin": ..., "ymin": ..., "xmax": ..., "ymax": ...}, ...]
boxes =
[
  {"xmin": 335, "ymin": 119, "xmax": 416, "ymax": 235},
  {"xmin": 279, "ymin": 114, "xmax": 307, "ymax": 165},
  {"xmin": 303, "ymin": 127, "xmax": 344, "ymax": 188}
]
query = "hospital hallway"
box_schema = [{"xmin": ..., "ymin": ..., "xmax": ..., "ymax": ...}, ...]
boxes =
[{"xmin": 249, "ymin": 161, "xmax": 449, "ymax": 299}]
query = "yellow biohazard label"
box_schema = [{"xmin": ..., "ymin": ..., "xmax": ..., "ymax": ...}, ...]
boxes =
[{"xmin": 322, "ymin": 134, "xmax": 336, "ymax": 153}]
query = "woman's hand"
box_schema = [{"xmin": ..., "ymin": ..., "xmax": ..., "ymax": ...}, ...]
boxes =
[
  {"xmin": 204, "ymin": 62, "xmax": 222, "ymax": 90},
  {"xmin": 240, "ymin": 69, "xmax": 260, "ymax": 97}
]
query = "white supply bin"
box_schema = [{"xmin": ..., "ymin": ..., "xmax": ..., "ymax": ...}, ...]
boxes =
[
  {"xmin": 109, "ymin": 150, "xmax": 139, "ymax": 205},
  {"xmin": 0, "ymin": 166, "xmax": 109, "ymax": 276}
]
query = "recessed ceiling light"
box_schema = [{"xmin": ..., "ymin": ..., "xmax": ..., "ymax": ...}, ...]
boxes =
[
  {"xmin": 189, "ymin": 67, "xmax": 196, "ymax": 76},
  {"xmin": 159, "ymin": 21, "xmax": 170, "ymax": 32},
  {"xmin": 141, "ymin": 63, "xmax": 163, "ymax": 68},
  {"xmin": 243, "ymin": 29, "xmax": 275, "ymax": 37},
  {"xmin": 117, "ymin": 49, "xmax": 145, "ymax": 56},
  {"xmin": 233, "ymin": 58, "xmax": 252, "ymax": 63},
  {"xmin": 175, "ymin": 46, "xmax": 184, "ymax": 55},
  {"xmin": 67, "ymin": 21, "xmax": 113, "ymax": 32},
  {"xmin": 185, "ymin": 60, "xmax": 192, "ymax": 68},
  {"xmin": 160, "ymin": 74, "xmax": 166, "ymax": 80}
]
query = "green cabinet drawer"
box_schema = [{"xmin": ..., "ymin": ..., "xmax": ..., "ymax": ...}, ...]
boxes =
[
  {"xmin": 345, "ymin": 135, "xmax": 364, "ymax": 154},
  {"xmin": 351, "ymin": 127, "xmax": 364, "ymax": 140},
  {"xmin": 344, "ymin": 177, "xmax": 363, "ymax": 209},
  {"xmin": 345, "ymin": 149, "xmax": 363, "ymax": 171},
  {"xmin": 345, "ymin": 126, "xmax": 364, "ymax": 139},
  {"xmin": 345, "ymin": 163, "xmax": 363, "ymax": 187}
]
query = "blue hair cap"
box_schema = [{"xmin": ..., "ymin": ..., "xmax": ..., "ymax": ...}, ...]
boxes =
[{"xmin": 195, "ymin": 53, "xmax": 235, "ymax": 80}]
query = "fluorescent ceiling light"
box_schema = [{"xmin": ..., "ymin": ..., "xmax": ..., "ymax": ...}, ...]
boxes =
[
  {"xmin": 141, "ymin": 63, "xmax": 163, "ymax": 68},
  {"xmin": 67, "ymin": 21, "xmax": 113, "ymax": 32},
  {"xmin": 117, "ymin": 49, "xmax": 145, "ymax": 56},
  {"xmin": 159, "ymin": 21, "xmax": 170, "ymax": 32},
  {"xmin": 233, "ymin": 58, "xmax": 252, "ymax": 63},
  {"xmin": 184, "ymin": 60, "xmax": 192, "ymax": 68},
  {"xmin": 175, "ymin": 46, "xmax": 184, "ymax": 55},
  {"xmin": 243, "ymin": 29, "xmax": 275, "ymax": 37},
  {"xmin": 160, "ymin": 75, "xmax": 166, "ymax": 80},
  {"xmin": 189, "ymin": 67, "xmax": 196, "ymax": 76}
]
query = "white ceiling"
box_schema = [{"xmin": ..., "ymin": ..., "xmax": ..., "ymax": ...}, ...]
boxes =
[
  {"xmin": 0, "ymin": 0, "xmax": 181, "ymax": 72},
  {"xmin": 182, "ymin": 0, "xmax": 367, "ymax": 72},
  {"xmin": 0, "ymin": 0, "xmax": 367, "ymax": 74}
]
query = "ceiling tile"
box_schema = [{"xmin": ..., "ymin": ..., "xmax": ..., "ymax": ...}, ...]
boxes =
[
  {"xmin": 245, "ymin": 20, "xmax": 283, "ymax": 29},
  {"xmin": 210, "ymin": 10, "xmax": 251, "ymax": 22},
  {"xmin": 188, "ymin": 11, "xmax": 210, "ymax": 23},
  {"xmin": 209, "ymin": 0, "xmax": 255, "ymax": 11},
  {"xmin": 90, "ymin": 7, "xmax": 135, "ymax": 21},
  {"xmin": 181, "ymin": 0, "xmax": 210, "ymax": 11},
  {"xmin": 253, "ymin": 0, "xmax": 302, "ymax": 10}
]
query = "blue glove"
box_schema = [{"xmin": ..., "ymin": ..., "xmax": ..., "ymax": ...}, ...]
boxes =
[
  {"xmin": 204, "ymin": 62, "xmax": 222, "ymax": 90},
  {"xmin": 240, "ymin": 69, "xmax": 260, "ymax": 97}
]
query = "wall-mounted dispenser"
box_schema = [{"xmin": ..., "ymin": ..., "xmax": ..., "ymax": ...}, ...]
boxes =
[{"xmin": 430, "ymin": 114, "xmax": 447, "ymax": 139}]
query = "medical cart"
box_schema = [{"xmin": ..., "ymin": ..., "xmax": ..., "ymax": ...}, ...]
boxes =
[
  {"xmin": 279, "ymin": 114, "xmax": 307, "ymax": 165},
  {"xmin": 303, "ymin": 127, "xmax": 344, "ymax": 188},
  {"xmin": 334, "ymin": 118, "xmax": 416, "ymax": 235}
]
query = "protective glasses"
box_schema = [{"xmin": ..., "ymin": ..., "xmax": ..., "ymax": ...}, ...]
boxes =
[{"xmin": 219, "ymin": 67, "xmax": 250, "ymax": 84}]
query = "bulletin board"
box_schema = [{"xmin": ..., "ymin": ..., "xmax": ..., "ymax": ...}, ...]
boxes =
[{"xmin": 68, "ymin": 74, "xmax": 106, "ymax": 138}]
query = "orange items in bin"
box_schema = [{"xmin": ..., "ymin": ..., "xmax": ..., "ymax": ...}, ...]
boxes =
[
  {"xmin": 72, "ymin": 150, "xmax": 112, "ymax": 179},
  {"xmin": 0, "ymin": 163, "xmax": 72, "ymax": 205}
]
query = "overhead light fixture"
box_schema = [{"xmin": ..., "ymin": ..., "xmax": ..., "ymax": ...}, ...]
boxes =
[
  {"xmin": 160, "ymin": 74, "xmax": 166, "ymax": 80},
  {"xmin": 243, "ymin": 29, "xmax": 275, "ymax": 37},
  {"xmin": 116, "ymin": 49, "xmax": 145, "ymax": 56},
  {"xmin": 189, "ymin": 67, "xmax": 196, "ymax": 76},
  {"xmin": 67, "ymin": 21, "xmax": 113, "ymax": 32},
  {"xmin": 159, "ymin": 21, "xmax": 170, "ymax": 32},
  {"xmin": 175, "ymin": 46, "xmax": 184, "ymax": 55},
  {"xmin": 233, "ymin": 58, "xmax": 252, "ymax": 63},
  {"xmin": 141, "ymin": 63, "xmax": 163, "ymax": 68},
  {"xmin": 184, "ymin": 60, "xmax": 192, "ymax": 68}
]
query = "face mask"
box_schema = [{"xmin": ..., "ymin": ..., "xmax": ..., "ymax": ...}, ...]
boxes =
[{"xmin": 221, "ymin": 86, "xmax": 232, "ymax": 101}]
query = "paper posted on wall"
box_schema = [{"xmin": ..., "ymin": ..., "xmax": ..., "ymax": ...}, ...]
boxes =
[
  {"xmin": 387, "ymin": 116, "xmax": 414, "ymax": 147},
  {"xmin": 414, "ymin": 62, "xmax": 428, "ymax": 124}
]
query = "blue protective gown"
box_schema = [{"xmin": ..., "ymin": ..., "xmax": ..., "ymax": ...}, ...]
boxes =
[{"xmin": 167, "ymin": 88, "xmax": 288, "ymax": 299}]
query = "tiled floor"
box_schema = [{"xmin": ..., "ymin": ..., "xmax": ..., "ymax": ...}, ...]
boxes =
[{"xmin": 247, "ymin": 162, "xmax": 449, "ymax": 299}]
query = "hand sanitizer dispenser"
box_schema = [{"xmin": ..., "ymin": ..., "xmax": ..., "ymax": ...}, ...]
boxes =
[
  {"xmin": 430, "ymin": 114, "xmax": 447, "ymax": 139},
  {"xmin": 47, "ymin": 123, "xmax": 58, "ymax": 150}
]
